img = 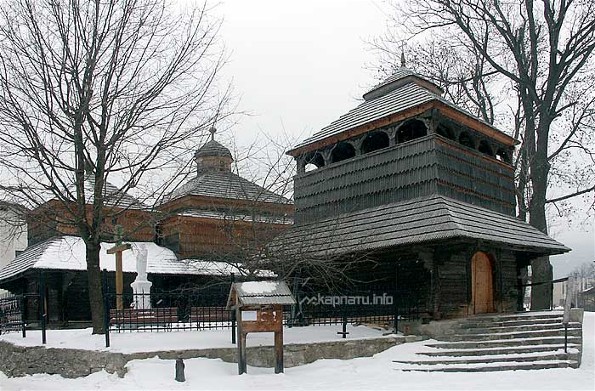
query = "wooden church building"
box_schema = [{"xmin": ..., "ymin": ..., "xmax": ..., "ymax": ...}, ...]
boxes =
[
  {"xmin": 272, "ymin": 68, "xmax": 569, "ymax": 319},
  {"xmin": 0, "ymin": 130, "xmax": 292, "ymax": 323}
]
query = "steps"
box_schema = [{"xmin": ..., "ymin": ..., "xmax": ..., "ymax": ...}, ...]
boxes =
[{"xmin": 393, "ymin": 311, "xmax": 583, "ymax": 372}]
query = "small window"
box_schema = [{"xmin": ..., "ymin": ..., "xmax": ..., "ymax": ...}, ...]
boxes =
[
  {"xmin": 330, "ymin": 142, "xmax": 356, "ymax": 163},
  {"xmin": 396, "ymin": 119, "xmax": 427, "ymax": 144},
  {"xmin": 361, "ymin": 131, "xmax": 390, "ymax": 154}
]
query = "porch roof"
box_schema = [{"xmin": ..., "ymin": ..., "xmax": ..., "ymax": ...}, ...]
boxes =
[{"xmin": 270, "ymin": 195, "xmax": 570, "ymax": 258}]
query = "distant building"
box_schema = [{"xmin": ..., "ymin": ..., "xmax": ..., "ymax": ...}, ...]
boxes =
[{"xmin": 0, "ymin": 201, "xmax": 27, "ymax": 291}]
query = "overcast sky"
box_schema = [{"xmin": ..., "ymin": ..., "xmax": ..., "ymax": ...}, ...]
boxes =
[{"xmin": 214, "ymin": 0, "xmax": 593, "ymax": 276}]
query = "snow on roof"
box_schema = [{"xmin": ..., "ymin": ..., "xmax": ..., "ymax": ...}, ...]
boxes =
[
  {"xmin": 227, "ymin": 280, "xmax": 295, "ymax": 308},
  {"xmin": 239, "ymin": 281, "xmax": 279, "ymax": 294},
  {"xmin": 0, "ymin": 236, "xmax": 275, "ymax": 282}
]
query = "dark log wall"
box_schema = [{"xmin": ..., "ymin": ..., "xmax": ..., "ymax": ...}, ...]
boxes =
[
  {"xmin": 496, "ymin": 250, "xmax": 520, "ymax": 312},
  {"xmin": 437, "ymin": 252, "xmax": 469, "ymax": 318},
  {"xmin": 435, "ymin": 248, "xmax": 519, "ymax": 318}
]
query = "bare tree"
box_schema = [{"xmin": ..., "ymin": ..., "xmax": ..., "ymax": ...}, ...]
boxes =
[
  {"xmin": 374, "ymin": 0, "xmax": 595, "ymax": 309},
  {"xmin": 0, "ymin": 0, "xmax": 228, "ymax": 333}
]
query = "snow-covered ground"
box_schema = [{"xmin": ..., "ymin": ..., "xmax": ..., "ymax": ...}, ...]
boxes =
[
  {"xmin": 1, "ymin": 313, "xmax": 593, "ymax": 390},
  {"xmin": 0, "ymin": 323, "xmax": 387, "ymax": 353}
]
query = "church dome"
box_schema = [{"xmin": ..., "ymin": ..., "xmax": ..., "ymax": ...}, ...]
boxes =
[
  {"xmin": 194, "ymin": 127, "xmax": 233, "ymax": 173},
  {"xmin": 194, "ymin": 139, "xmax": 233, "ymax": 159}
]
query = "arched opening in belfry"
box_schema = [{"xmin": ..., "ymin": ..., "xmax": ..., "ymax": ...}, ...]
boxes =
[
  {"xmin": 478, "ymin": 140, "xmax": 494, "ymax": 157},
  {"xmin": 495, "ymin": 148, "xmax": 511, "ymax": 164},
  {"xmin": 396, "ymin": 119, "xmax": 427, "ymax": 144},
  {"xmin": 436, "ymin": 124, "xmax": 455, "ymax": 140},
  {"xmin": 330, "ymin": 142, "xmax": 356, "ymax": 163},
  {"xmin": 459, "ymin": 131, "xmax": 476, "ymax": 149},
  {"xmin": 361, "ymin": 131, "xmax": 390, "ymax": 154},
  {"xmin": 304, "ymin": 152, "xmax": 325, "ymax": 172}
]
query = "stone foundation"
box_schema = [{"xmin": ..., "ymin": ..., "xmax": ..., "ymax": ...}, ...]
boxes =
[{"xmin": 0, "ymin": 335, "xmax": 422, "ymax": 378}]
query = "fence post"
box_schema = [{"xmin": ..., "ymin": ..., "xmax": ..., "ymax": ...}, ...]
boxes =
[
  {"xmin": 38, "ymin": 271, "xmax": 46, "ymax": 344},
  {"xmin": 102, "ymin": 269, "xmax": 110, "ymax": 348},
  {"xmin": 20, "ymin": 295, "xmax": 26, "ymax": 338},
  {"xmin": 231, "ymin": 273, "xmax": 236, "ymax": 344},
  {"xmin": 394, "ymin": 264, "xmax": 399, "ymax": 334}
]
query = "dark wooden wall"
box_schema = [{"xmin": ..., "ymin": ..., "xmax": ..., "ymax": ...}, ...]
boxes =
[{"xmin": 294, "ymin": 134, "xmax": 515, "ymax": 225}]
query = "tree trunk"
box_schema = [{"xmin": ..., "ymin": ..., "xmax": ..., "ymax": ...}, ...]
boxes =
[
  {"xmin": 86, "ymin": 244, "xmax": 105, "ymax": 334},
  {"xmin": 529, "ymin": 118, "xmax": 553, "ymax": 310}
]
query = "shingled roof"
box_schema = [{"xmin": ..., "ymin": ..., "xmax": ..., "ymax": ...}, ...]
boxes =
[
  {"xmin": 161, "ymin": 171, "xmax": 292, "ymax": 205},
  {"xmin": 289, "ymin": 68, "xmax": 513, "ymax": 153},
  {"xmin": 70, "ymin": 175, "xmax": 147, "ymax": 209},
  {"xmin": 270, "ymin": 195, "xmax": 570, "ymax": 258}
]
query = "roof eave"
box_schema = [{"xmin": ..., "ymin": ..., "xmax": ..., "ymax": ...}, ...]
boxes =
[
  {"xmin": 287, "ymin": 100, "xmax": 519, "ymax": 158},
  {"xmin": 287, "ymin": 102, "xmax": 435, "ymax": 157}
]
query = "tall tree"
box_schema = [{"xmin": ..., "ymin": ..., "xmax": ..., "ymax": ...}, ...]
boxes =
[
  {"xmin": 0, "ymin": 0, "xmax": 227, "ymax": 333},
  {"xmin": 374, "ymin": 0, "xmax": 595, "ymax": 309}
]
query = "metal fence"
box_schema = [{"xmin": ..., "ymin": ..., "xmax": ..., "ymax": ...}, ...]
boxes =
[
  {"xmin": 103, "ymin": 286, "xmax": 415, "ymax": 333},
  {"xmin": 105, "ymin": 291, "xmax": 234, "ymax": 333}
]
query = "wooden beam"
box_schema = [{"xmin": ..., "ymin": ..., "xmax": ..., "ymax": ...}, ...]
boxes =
[{"xmin": 107, "ymin": 243, "xmax": 132, "ymax": 310}]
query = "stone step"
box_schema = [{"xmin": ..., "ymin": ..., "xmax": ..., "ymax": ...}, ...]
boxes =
[
  {"xmin": 393, "ymin": 351, "xmax": 578, "ymax": 366},
  {"xmin": 456, "ymin": 322, "xmax": 581, "ymax": 334},
  {"xmin": 460, "ymin": 312, "xmax": 563, "ymax": 323},
  {"xmin": 443, "ymin": 328, "xmax": 581, "ymax": 342},
  {"xmin": 419, "ymin": 344, "xmax": 580, "ymax": 357},
  {"xmin": 397, "ymin": 360, "xmax": 578, "ymax": 372},
  {"xmin": 427, "ymin": 336, "xmax": 582, "ymax": 349},
  {"xmin": 460, "ymin": 318, "xmax": 564, "ymax": 328}
]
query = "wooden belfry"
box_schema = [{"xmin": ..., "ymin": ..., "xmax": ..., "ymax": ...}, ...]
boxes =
[{"xmin": 226, "ymin": 281, "xmax": 295, "ymax": 375}]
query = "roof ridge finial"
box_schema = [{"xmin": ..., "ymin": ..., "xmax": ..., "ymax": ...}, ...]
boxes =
[
  {"xmin": 400, "ymin": 42, "xmax": 406, "ymax": 68},
  {"xmin": 209, "ymin": 126, "xmax": 217, "ymax": 141}
]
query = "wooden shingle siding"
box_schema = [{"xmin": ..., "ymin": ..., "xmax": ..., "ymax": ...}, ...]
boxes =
[
  {"xmin": 295, "ymin": 137, "xmax": 438, "ymax": 224},
  {"xmin": 435, "ymin": 138, "xmax": 515, "ymax": 215},
  {"xmin": 294, "ymin": 135, "xmax": 516, "ymax": 225}
]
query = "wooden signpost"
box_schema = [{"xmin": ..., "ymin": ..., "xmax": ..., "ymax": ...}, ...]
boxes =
[{"xmin": 227, "ymin": 281, "xmax": 295, "ymax": 375}]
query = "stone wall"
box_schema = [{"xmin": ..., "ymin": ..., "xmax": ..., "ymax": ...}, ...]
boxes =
[{"xmin": 0, "ymin": 335, "xmax": 422, "ymax": 378}]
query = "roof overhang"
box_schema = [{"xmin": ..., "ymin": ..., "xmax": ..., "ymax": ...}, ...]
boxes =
[
  {"xmin": 269, "ymin": 195, "xmax": 570, "ymax": 259},
  {"xmin": 287, "ymin": 100, "xmax": 518, "ymax": 158}
]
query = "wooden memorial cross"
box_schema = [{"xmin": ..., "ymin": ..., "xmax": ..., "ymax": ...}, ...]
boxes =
[{"xmin": 106, "ymin": 226, "xmax": 131, "ymax": 310}]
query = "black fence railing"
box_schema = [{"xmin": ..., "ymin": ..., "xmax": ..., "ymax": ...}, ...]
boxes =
[
  {"xmin": 103, "ymin": 286, "xmax": 422, "ymax": 335},
  {"xmin": 105, "ymin": 291, "xmax": 234, "ymax": 332},
  {"xmin": 0, "ymin": 293, "xmax": 26, "ymax": 337}
]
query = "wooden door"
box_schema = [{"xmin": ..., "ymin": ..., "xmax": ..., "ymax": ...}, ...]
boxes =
[{"xmin": 471, "ymin": 252, "xmax": 494, "ymax": 314}]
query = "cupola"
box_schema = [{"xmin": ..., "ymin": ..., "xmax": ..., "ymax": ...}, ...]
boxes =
[{"xmin": 194, "ymin": 127, "xmax": 233, "ymax": 173}]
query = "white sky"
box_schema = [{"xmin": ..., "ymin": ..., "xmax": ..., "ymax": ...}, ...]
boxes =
[
  {"xmin": 213, "ymin": 0, "xmax": 593, "ymax": 274},
  {"xmin": 216, "ymin": 0, "xmax": 387, "ymax": 146}
]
